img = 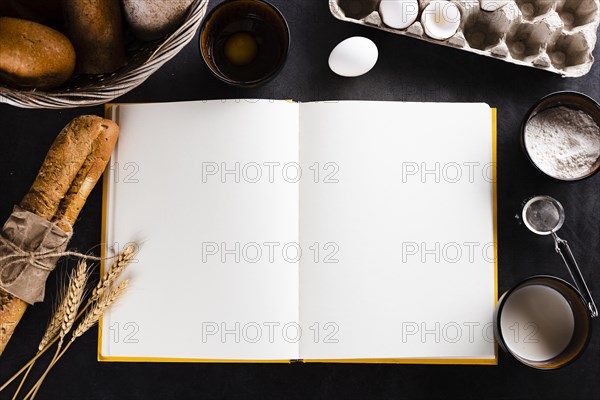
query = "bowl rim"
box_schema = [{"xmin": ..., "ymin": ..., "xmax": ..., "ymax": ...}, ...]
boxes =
[
  {"xmin": 494, "ymin": 275, "xmax": 592, "ymax": 370},
  {"xmin": 520, "ymin": 90, "xmax": 600, "ymax": 182},
  {"xmin": 198, "ymin": 0, "xmax": 291, "ymax": 87}
]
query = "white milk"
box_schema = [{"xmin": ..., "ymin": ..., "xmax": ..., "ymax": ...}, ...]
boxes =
[{"xmin": 500, "ymin": 285, "xmax": 575, "ymax": 362}]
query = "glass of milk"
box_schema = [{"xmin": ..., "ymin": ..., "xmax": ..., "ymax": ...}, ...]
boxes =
[{"xmin": 494, "ymin": 276, "xmax": 591, "ymax": 369}]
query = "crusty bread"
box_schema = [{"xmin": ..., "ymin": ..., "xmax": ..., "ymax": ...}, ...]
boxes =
[
  {"xmin": 0, "ymin": 17, "xmax": 75, "ymax": 89},
  {"xmin": 0, "ymin": 115, "xmax": 119, "ymax": 356},
  {"xmin": 20, "ymin": 116, "xmax": 111, "ymax": 221},
  {"xmin": 0, "ymin": 293, "xmax": 27, "ymax": 353},
  {"xmin": 122, "ymin": 0, "xmax": 194, "ymax": 41},
  {"xmin": 61, "ymin": 0, "xmax": 126, "ymax": 74},
  {"xmin": 54, "ymin": 119, "xmax": 119, "ymax": 229}
]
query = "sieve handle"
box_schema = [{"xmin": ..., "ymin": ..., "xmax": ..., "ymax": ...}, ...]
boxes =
[{"xmin": 552, "ymin": 232, "xmax": 598, "ymax": 318}]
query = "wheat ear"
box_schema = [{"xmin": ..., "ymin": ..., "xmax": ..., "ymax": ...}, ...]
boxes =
[
  {"xmin": 23, "ymin": 280, "xmax": 130, "ymax": 400},
  {"xmin": 73, "ymin": 280, "xmax": 129, "ymax": 341},
  {"xmin": 16, "ymin": 282, "xmax": 70, "ymax": 399},
  {"xmin": 38, "ymin": 291, "xmax": 68, "ymax": 351},
  {"xmin": 20, "ymin": 262, "xmax": 88, "ymax": 400},
  {"xmin": 59, "ymin": 261, "xmax": 88, "ymax": 341},
  {"xmin": 2, "ymin": 247, "xmax": 137, "ymax": 400},
  {"xmin": 90, "ymin": 245, "xmax": 135, "ymax": 303}
]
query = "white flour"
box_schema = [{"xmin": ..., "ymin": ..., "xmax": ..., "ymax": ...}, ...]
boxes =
[{"xmin": 525, "ymin": 106, "xmax": 600, "ymax": 180}]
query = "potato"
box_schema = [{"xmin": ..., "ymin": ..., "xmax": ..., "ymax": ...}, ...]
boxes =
[{"xmin": 0, "ymin": 17, "xmax": 75, "ymax": 89}]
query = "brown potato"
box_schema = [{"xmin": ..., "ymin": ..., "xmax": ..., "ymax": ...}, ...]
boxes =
[{"xmin": 0, "ymin": 17, "xmax": 75, "ymax": 89}]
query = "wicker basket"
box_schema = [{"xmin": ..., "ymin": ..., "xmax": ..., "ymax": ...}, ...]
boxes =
[{"xmin": 0, "ymin": 0, "xmax": 209, "ymax": 109}]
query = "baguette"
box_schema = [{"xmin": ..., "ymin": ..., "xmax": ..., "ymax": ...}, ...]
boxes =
[
  {"xmin": 53, "ymin": 121, "xmax": 119, "ymax": 230},
  {"xmin": 0, "ymin": 116, "xmax": 119, "ymax": 356},
  {"xmin": 20, "ymin": 116, "xmax": 108, "ymax": 220}
]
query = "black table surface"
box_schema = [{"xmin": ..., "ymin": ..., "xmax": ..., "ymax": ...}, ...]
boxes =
[{"xmin": 1, "ymin": 1, "xmax": 599, "ymax": 399}]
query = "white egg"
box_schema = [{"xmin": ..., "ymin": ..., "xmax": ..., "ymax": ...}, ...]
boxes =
[
  {"xmin": 379, "ymin": 0, "xmax": 419, "ymax": 30},
  {"xmin": 421, "ymin": 0, "xmax": 461, "ymax": 41},
  {"xmin": 328, "ymin": 37, "xmax": 379, "ymax": 77},
  {"xmin": 479, "ymin": 0, "xmax": 510, "ymax": 12}
]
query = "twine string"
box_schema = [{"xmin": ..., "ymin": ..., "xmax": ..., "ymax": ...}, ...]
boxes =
[{"xmin": 0, "ymin": 219, "xmax": 118, "ymax": 282}]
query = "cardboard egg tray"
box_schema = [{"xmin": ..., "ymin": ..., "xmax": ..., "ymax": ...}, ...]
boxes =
[{"xmin": 329, "ymin": 0, "xmax": 600, "ymax": 77}]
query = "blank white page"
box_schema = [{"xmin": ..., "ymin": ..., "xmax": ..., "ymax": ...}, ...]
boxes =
[
  {"xmin": 101, "ymin": 100, "xmax": 300, "ymax": 361},
  {"xmin": 299, "ymin": 101, "xmax": 496, "ymax": 360}
]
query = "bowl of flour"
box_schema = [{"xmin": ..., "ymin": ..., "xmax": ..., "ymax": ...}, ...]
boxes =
[{"xmin": 522, "ymin": 92, "xmax": 600, "ymax": 181}]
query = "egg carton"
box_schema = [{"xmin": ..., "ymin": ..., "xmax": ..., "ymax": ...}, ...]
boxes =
[{"xmin": 329, "ymin": 0, "xmax": 600, "ymax": 77}]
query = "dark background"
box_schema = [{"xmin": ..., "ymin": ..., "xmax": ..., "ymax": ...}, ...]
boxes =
[{"xmin": 1, "ymin": 0, "xmax": 599, "ymax": 399}]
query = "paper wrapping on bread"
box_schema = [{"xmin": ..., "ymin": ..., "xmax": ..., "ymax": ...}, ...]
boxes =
[
  {"xmin": 0, "ymin": 115, "xmax": 119, "ymax": 356},
  {"xmin": 0, "ymin": 206, "xmax": 72, "ymax": 305}
]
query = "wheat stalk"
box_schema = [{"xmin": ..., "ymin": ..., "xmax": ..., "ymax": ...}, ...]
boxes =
[
  {"xmin": 73, "ymin": 280, "xmax": 129, "ymax": 340},
  {"xmin": 59, "ymin": 261, "xmax": 88, "ymax": 341},
  {"xmin": 38, "ymin": 246, "xmax": 132, "ymax": 349},
  {"xmin": 24, "ymin": 278, "xmax": 129, "ymax": 400},
  {"xmin": 9, "ymin": 263, "xmax": 87, "ymax": 399},
  {"xmin": 16, "ymin": 261, "xmax": 89, "ymax": 400},
  {"xmin": 1, "ymin": 246, "xmax": 138, "ymax": 399},
  {"xmin": 13, "ymin": 278, "xmax": 69, "ymax": 400},
  {"xmin": 90, "ymin": 245, "xmax": 135, "ymax": 303},
  {"xmin": 38, "ymin": 291, "xmax": 68, "ymax": 351},
  {"xmin": 22, "ymin": 280, "xmax": 130, "ymax": 400}
]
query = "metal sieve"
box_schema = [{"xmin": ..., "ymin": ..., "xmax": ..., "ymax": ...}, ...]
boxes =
[{"xmin": 523, "ymin": 196, "xmax": 598, "ymax": 318}]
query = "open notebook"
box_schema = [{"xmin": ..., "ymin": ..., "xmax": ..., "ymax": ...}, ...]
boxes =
[{"xmin": 100, "ymin": 100, "xmax": 497, "ymax": 364}]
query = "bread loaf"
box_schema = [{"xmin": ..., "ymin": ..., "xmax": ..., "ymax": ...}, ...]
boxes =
[
  {"xmin": 0, "ymin": 116, "xmax": 119, "ymax": 356},
  {"xmin": 53, "ymin": 120, "xmax": 119, "ymax": 230},
  {"xmin": 0, "ymin": 17, "xmax": 75, "ymax": 89},
  {"xmin": 122, "ymin": 0, "xmax": 194, "ymax": 41},
  {"xmin": 61, "ymin": 0, "xmax": 126, "ymax": 74}
]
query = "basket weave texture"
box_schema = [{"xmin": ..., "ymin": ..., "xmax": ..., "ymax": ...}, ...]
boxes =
[{"xmin": 0, "ymin": 0, "xmax": 209, "ymax": 109}]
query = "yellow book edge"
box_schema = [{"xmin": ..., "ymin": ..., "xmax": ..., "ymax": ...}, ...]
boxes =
[{"xmin": 98, "ymin": 104, "xmax": 499, "ymax": 365}]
